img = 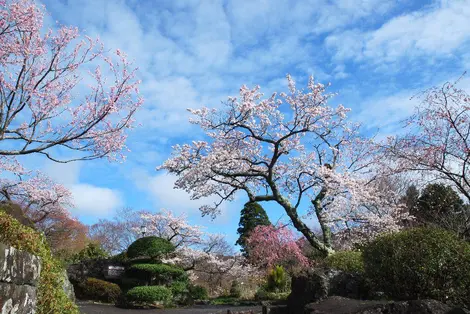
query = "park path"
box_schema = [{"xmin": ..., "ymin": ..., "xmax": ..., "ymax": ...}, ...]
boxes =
[{"xmin": 78, "ymin": 302, "xmax": 262, "ymax": 314}]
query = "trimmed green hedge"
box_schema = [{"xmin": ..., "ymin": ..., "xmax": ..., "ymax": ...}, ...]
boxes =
[
  {"xmin": 76, "ymin": 277, "xmax": 121, "ymax": 303},
  {"xmin": 363, "ymin": 227, "xmax": 470, "ymax": 306},
  {"xmin": 325, "ymin": 250, "xmax": 364, "ymax": 273},
  {"xmin": 127, "ymin": 236, "xmax": 175, "ymax": 259},
  {"xmin": 126, "ymin": 285, "xmax": 172, "ymax": 304},
  {"xmin": 0, "ymin": 210, "xmax": 79, "ymax": 314},
  {"xmin": 128, "ymin": 263, "xmax": 187, "ymax": 283}
]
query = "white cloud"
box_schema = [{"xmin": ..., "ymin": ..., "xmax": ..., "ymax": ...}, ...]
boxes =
[
  {"xmin": 69, "ymin": 184, "xmax": 123, "ymax": 217},
  {"xmin": 41, "ymin": 161, "xmax": 123, "ymax": 218},
  {"xmin": 326, "ymin": 0, "xmax": 470, "ymax": 64}
]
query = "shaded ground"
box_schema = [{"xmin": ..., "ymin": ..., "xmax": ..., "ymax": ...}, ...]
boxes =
[
  {"xmin": 305, "ymin": 296, "xmax": 392, "ymax": 313},
  {"xmin": 78, "ymin": 302, "xmax": 262, "ymax": 314}
]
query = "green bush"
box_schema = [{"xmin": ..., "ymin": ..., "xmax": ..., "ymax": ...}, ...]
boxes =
[
  {"xmin": 126, "ymin": 286, "xmax": 172, "ymax": 305},
  {"xmin": 363, "ymin": 227, "xmax": 470, "ymax": 306},
  {"xmin": 325, "ymin": 250, "xmax": 364, "ymax": 273},
  {"xmin": 188, "ymin": 284, "xmax": 208, "ymax": 300},
  {"xmin": 267, "ymin": 265, "xmax": 289, "ymax": 292},
  {"xmin": 255, "ymin": 288, "xmax": 290, "ymax": 301},
  {"xmin": 71, "ymin": 242, "xmax": 109, "ymax": 263},
  {"xmin": 170, "ymin": 281, "xmax": 189, "ymax": 304},
  {"xmin": 128, "ymin": 263, "xmax": 187, "ymax": 284},
  {"xmin": 111, "ymin": 251, "xmax": 129, "ymax": 263},
  {"xmin": 229, "ymin": 280, "xmax": 241, "ymax": 298},
  {"xmin": 0, "ymin": 210, "xmax": 79, "ymax": 314},
  {"xmin": 77, "ymin": 277, "xmax": 122, "ymax": 303},
  {"xmin": 127, "ymin": 236, "xmax": 175, "ymax": 260}
]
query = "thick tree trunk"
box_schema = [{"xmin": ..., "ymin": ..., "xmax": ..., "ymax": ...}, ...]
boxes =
[
  {"xmin": 277, "ymin": 197, "xmax": 334, "ymax": 257},
  {"xmin": 312, "ymin": 187, "xmax": 332, "ymax": 249}
]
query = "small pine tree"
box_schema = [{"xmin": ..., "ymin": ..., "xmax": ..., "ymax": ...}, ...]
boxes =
[{"xmin": 236, "ymin": 202, "xmax": 271, "ymax": 257}]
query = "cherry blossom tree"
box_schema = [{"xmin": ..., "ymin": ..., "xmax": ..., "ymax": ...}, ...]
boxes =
[
  {"xmin": 0, "ymin": 171, "xmax": 72, "ymax": 222},
  {"xmin": 160, "ymin": 75, "xmax": 406, "ymax": 256},
  {"xmin": 0, "ymin": 0, "xmax": 143, "ymax": 169},
  {"xmin": 246, "ymin": 224, "xmax": 311, "ymax": 271},
  {"xmin": 141, "ymin": 209, "xmax": 259, "ymax": 293},
  {"xmin": 383, "ymin": 77, "xmax": 470, "ymax": 203},
  {"xmin": 140, "ymin": 209, "xmax": 204, "ymax": 248}
]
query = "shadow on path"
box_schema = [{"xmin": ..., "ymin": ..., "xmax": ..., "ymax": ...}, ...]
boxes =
[{"xmin": 79, "ymin": 302, "xmax": 262, "ymax": 314}]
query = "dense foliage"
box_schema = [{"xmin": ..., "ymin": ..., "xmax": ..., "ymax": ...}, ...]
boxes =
[
  {"xmin": 267, "ymin": 265, "xmax": 289, "ymax": 292},
  {"xmin": 0, "ymin": 210, "xmax": 79, "ymax": 314},
  {"xmin": 363, "ymin": 227, "xmax": 470, "ymax": 306},
  {"xmin": 127, "ymin": 236, "xmax": 175, "ymax": 260},
  {"xmin": 188, "ymin": 284, "xmax": 208, "ymax": 300},
  {"xmin": 76, "ymin": 277, "xmax": 122, "ymax": 303},
  {"xmin": 236, "ymin": 202, "xmax": 271, "ymax": 256},
  {"xmin": 71, "ymin": 242, "xmax": 109, "ymax": 263},
  {"xmin": 128, "ymin": 263, "xmax": 187, "ymax": 284},
  {"xmin": 325, "ymin": 251, "xmax": 364, "ymax": 273},
  {"xmin": 125, "ymin": 286, "xmax": 172, "ymax": 305}
]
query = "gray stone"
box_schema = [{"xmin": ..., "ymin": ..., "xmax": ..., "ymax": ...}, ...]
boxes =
[
  {"xmin": 327, "ymin": 269, "xmax": 370, "ymax": 299},
  {"xmin": 356, "ymin": 299, "xmax": 470, "ymax": 314},
  {"xmin": 0, "ymin": 243, "xmax": 41, "ymax": 314},
  {"xmin": 304, "ymin": 297, "xmax": 470, "ymax": 314},
  {"xmin": 0, "ymin": 280, "xmax": 37, "ymax": 314},
  {"xmin": 0, "ymin": 243, "xmax": 41, "ymax": 286},
  {"xmin": 287, "ymin": 269, "xmax": 329, "ymax": 314},
  {"xmin": 62, "ymin": 270, "xmax": 75, "ymax": 302}
]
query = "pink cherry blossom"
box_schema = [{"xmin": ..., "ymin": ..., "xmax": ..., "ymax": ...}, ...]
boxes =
[
  {"xmin": 246, "ymin": 224, "xmax": 311, "ymax": 270},
  {"xmin": 0, "ymin": 0, "xmax": 143, "ymax": 165},
  {"xmin": 0, "ymin": 171, "xmax": 73, "ymax": 222},
  {"xmin": 383, "ymin": 77, "xmax": 470, "ymax": 204},
  {"xmin": 160, "ymin": 75, "xmax": 407, "ymax": 255}
]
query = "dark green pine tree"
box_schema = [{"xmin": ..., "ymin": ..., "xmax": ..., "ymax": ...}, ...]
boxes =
[
  {"xmin": 414, "ymin": 183, "xmax": 464, "ymax": 225},
  {"xmin": 236, "ymin": 202, "xmax": 271, "ymax": 257}
]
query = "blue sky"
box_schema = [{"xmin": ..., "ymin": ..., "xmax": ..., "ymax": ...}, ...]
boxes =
[{"xmin": 24, "ymin": 0, "xmax": 470, "ymax": 248}]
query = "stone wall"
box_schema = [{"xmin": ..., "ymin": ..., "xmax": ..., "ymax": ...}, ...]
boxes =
[{"xmin": 0, "ymin": 242, "xmax": 41, "ymax": 314}]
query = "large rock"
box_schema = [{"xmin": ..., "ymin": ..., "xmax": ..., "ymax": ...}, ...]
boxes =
[
  {"xmin": 0, "ymin": 282, "xmax": 36, "ymax": 314},
  {"xmin": 0, "ymin": 243, "xmax": 41, "ymax": 314},
  {"xmin": 287, "ymin": 269, "xmax": 329, "ymax": 314},
  {"xmin": 327, "ymin": 270, "xmax": 370, "ymax": 299},
  {"xmin": 356, "ymin": 299, "xmax": 470, "ymax": 314},
  {"xmin": 304, "ymin": 296, "xmax": 470, "ymax": 314},
  {"xmin": 0, "ymin": 243, "xmax": 41, "ymax": 285},
  {"xmin": 62, "ymin": 270, "xmax": 75, "ymax": 302}
]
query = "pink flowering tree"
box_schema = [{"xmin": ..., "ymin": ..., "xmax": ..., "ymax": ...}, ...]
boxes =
[
  {"xmin": 160, "ymin": 75, "xmax": 407, "ymax": 256},
  {"xmin": 0, "ymin": 171, "xmax": 72, "ymax": 222},
  {"xmin": 246, "ymin": 224, "xmax": 310, "ymax": 271},
  {"xmin": 0, "ymin": 0, "xmax": 143, "ymax": 168},
  {"xmin": 383, "ymin": 78, "xmax": 470, "ymax": 203},
  {"xmin": 140, "ymin": 209, "xmax": 204, "ymax": 248}
]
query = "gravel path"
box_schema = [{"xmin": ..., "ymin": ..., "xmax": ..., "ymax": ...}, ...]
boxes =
[{"xmin": 78, "ymin": 302, "xmax": 262, "ymax": 314}]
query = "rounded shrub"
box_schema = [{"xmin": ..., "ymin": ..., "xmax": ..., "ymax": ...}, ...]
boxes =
[
  {"xmin": 188, "ymin": 284, "xmax": 208, "ymax": 300},
  {"xmin": 325, "ymin": 250, "xmax": 364, "ymax": 273},
  {"xmin": 127, "ymin": 236, "xmax": 175, "ymax": 259},
  {"xmin": 267, "ymin": 265, "xmax": 289, "ymax": 292},
  {"xmin": 125, "ymin": 285, "xmax": 172, "ymax": 305},
  {"xmin": 128, "ymin": 263, "xmax": 187, "ymax": 284},
  {"xmin": 363, "ymin": 227, "xmax": 470, "ymax": 306},
  {"xmin": 0, "ymin": 209, "xmax": 79, "ymax": 314},
  {"xmin": 77, "ymin": 277, "xmax": 122, "ymax": 303}
]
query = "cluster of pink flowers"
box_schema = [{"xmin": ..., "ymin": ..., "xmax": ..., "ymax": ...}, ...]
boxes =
[{"xmin": 246, "ymin": 224, "xmax": 311, "ymax": 269}]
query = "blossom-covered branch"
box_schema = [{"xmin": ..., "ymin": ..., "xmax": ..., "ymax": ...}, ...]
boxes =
[
  {"xmin": 0, "ymin": 0, "xmax": 143, "ymax": 165},
  {"xmin": 160, "ymin": 75, "xmax": 407, "ymax": 255},
  {"xmin": 383, "ymin": 77, "xmax": 470, "ymax": 203}
]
